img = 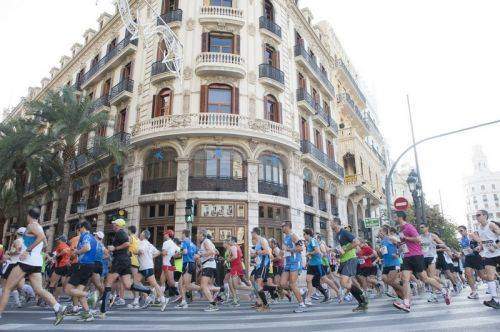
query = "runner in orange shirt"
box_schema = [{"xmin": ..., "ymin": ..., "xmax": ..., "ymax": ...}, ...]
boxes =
[{"xmin": 48, "ymin": 235, "xmax": 71, "ymax": 299}]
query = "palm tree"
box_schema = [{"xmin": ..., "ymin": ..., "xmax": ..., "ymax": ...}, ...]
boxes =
[
  {"xmin": 0, "ymin": 118, "xmax": 58, "ymax": 225},
  {"xmin": 28, "ymin": 86, "xmax": 126, "ymax": 236}
]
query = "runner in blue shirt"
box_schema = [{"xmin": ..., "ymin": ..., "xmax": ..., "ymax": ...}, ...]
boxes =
[
  {"xmin": 378, "ymin": 226, "xmax": 404, "ymax": 299},
  {"xmin": 303, "ymin": 228, "xmax": 329, "ymax": 304}
]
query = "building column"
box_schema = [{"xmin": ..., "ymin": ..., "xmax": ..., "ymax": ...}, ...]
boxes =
[
  {"xmin": 97, "ymin": 213, "xmax": 106, "ymax": 232},
  {"xmin": 175, "ymin": 158, "xmax": 190, "ymax": 237},
  {"xmin": 312, "ymin": 184, "xmax": 319, "ymax": 210},
  {"xmin": 313, "ymin": 214, "xmax": 320, "ymax": 234},
  {"xmin": 46, "ymin": 226, "xmax": 55, "ymax": 251},
  {"xmin": 247, "ymin": 160, "xmax": 259, "ymax": 194},
  {"xmin": 352, "ymin": 202, "xmax": 359, "ymax": 237},
  {"xmin": 326, "ymin": 219, "xmax": 334, "ymax": 246},
  {"xmin": 337, "ymin": 196, "xmax": 348, "ymax": 225}
]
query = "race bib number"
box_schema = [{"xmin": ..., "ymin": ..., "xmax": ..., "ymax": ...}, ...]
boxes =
[
  {"xmin": 358, "ymin": 258, "xmax": 365, "ymax": 265},
  {"xmin": 486, "ymin": 242, "xmax": 496, "ymax": 253},
  {"xmin": 380, "ymin": 246, "xmax": 388, "ymax": 255},
  {"xmin": 462, "ymin": 248, "xmax": 473, "ymax": 255},
  {"xmin": 400, "ymin": 243, "xmax": 409, "ymax": 254}
]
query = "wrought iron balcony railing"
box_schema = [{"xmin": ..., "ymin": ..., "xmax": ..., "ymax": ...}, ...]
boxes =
[
  {"xmin": 109, "ymin": 79, "xmax": 133, "ymax": 101},
  {"xmin": 141, "ymin": 178, "xmax": 177, "ymax": 195},
  {"xmin": 301, "ymin": 140, "xmax": 345, "ymax": 179},
  {"xmin": 189, "ymin": 176, "xmax": 247, "ymax": 192},
  {"xmin": 259, "ymin": 16, "xmax": 282, "ymax": 38},
  {"xmin": 157, "ymin": 9, "xmax": 183, "ymax": 25},
  {"xmin": 259, "ymin": 63, "xmax": 284, "ymax": 85},
  {"xmin": 106, "ymin": 188, "xmax": 122, "ymax": 204},
  {"xmin": 258, "ymin": 181, "xmax": 288, "ymax": 197}
]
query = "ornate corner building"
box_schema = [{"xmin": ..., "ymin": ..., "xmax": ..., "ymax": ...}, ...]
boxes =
[{"xmin": 2, "ymin": 0, "xmax": 388, "ymax": 253}]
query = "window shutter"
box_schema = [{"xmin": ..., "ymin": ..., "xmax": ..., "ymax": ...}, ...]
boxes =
[
  {"xmin": 168, "ymin": 90, "xmax": 173, "ymax": 116},
  {"xmin": 277, "ymin": 101, "xmax": 282, "ymax": 124},
  {"xmin": 276, "ymin": 51, "xmax": 280, "ymax": 68},
  {"xmin": 200, "ymin": 85, "xmax": 208, "ymax": 112},
  {"xmin": 233, "ymin": 86, "xmax": 239, "ymax": 114},
  {"xmin": 201, "ymin": 32, "xmax": 209, "ymax": 52},
  {"xmin": 151, "ymin": 95, "xmax": 157, "ymax": 118},
  {"xmin": 235, "ymin": 35, "xmax": 241, "ymax": 54},
  {"xmin": 263, "ymin": 96, "xmax": 268, "ymax": 120}
]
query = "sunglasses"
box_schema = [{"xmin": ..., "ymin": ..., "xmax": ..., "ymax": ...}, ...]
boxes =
[{"xmin": 475, "ymin": 214, "xmax": 483, "ymax": 217}]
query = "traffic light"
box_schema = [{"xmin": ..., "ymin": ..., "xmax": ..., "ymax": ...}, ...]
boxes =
[{"xmin": 185, "ymin": 199, "xmax": 194, "ymax": 223}]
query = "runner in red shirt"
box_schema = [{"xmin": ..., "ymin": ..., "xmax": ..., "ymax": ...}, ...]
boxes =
[
  {"xmin": 227, "ymin": 237, "xmax": 251, "ymax": 306},
  {"xmin": 48, "ymin": 235, "xmax": 72, "ymax": 297},
  {"xmin": 355, "ymin": 239, "xmax": 379, "ymax": 294}
]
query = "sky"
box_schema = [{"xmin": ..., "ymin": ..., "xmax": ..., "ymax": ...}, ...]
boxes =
[{"xmin": 1, "ymin": 0, "xmax": 500, "ymax": 224}]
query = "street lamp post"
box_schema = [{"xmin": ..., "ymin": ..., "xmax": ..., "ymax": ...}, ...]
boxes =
[
  {"xmin": 76, "ymin": 198, "xmax": 87, "ymax": 223},
  {"xmin": 406, "ymin": 169, "xmax": 424, "ymax": 224}
]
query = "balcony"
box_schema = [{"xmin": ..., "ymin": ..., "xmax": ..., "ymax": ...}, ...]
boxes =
[
  {"xmin": 199, "ymin": 6, "xmax": 244, "ymax": 27},
  {"xmin": 319, "ymin": 200, "xmax": 327, "ymax": 212},
  {"xmin": 337, "ymin": 93, "xmax": 369, "ymax": 135},
  {"xmin": 157, "ymin": 9, "xmax": 183, "ymax": 28},
  {"xmin": 259, "ymin": 16, "xmax": 282, "ymax": 41},
  {"xmin": 304, "ymin": 193, "xmax": 314, "ymax": 207},
  {"xmin": 89, "ymin": 95, "xmax": 110, "ymax": 114},
  {"xmin": 131, "ymin": 113, "xmax": 299, "ymax": 148},
  {"xmin": 106, "ymin": 188, "xmax": 122, "ymax": 204},
  {"xmin": 72, "ymin": 81, "xmax": 82, "ymax": 92},
  {"xmin": 87, "ymin": 197, "xmax": 100, "ymax": 210},
  {"xmin": 258, "ymin": 64, "xmax": 284, "ymax": 91},
  {"xmin": 141, "ymin": 178, "xmax": 177, "ymax": 195},
  {"xmin": 80, "ymin": 37, "xmax": 138, "ymax": 89},
  {"xmin": 294, "ymin": 44, "xmax": 335, "ymax": 99},
  {"xmin": 331, "ymin": 206, "xmax": 339, "ymax": 216},
  {"xmin": 258, "ymin": 181, "xmax": 288, "ymax": 198},
  {"xmin": 150, "ymin": 61, "xmax": 177, "ymax": 85},
  {"xmin": 315, "ymin": 107, "xmax": 332, "ymax": 128},
  {"xmin": 189, "ymin": 177, "xmax": 247, "ymax": 192},
  {"xmin": 296, "ymin": 88, "xmax": 319, "ymax": 115},
  {"xmin": 301, "ymin": 140, "xmax": 344, "ymax": 181},
  {"xmin": 109, "ymin": 79, "xmax": 133, "ymax": 106},
  {"xmin": 327, "ymin": 116, "xmax": 339, "ymax": 136},
  {"xmin": 69, "ymin": 132, "xmax": 131, "ymax": 173},
  {"xmin": 195, "ymin": 52, "xmax": 245, "ymax": 79},
  {"xmin": 334, "ymin": 59, "xmax": 366, "ymax": 105},
  {"xmin": 344, "ymin": 174, "xmax": 384, "ymax": 202}
]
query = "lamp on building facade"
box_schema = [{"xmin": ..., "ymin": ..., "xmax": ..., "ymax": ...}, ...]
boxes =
[{"xmin": 76, "ymin": 198, "xmax": 87, "ymax": 223}]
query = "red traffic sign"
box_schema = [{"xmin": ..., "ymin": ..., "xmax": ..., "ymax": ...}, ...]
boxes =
[{"xmin": 394, "ymin": 197, "xmax": 409, "ymax": 211}]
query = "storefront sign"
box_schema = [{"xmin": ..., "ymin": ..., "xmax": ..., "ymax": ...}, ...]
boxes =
[
  {"xmin": 364, "ymin": 218, "xmax": 380, "ymax": 228},
  {"xmin": 201, "ymin": 204, "xmax": 234, "ymax": 217}
]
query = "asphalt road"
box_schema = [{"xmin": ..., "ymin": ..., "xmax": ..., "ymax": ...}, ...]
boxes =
[{"xmin": 0, "ymin": 290, "xmax": 498, "ymax": 331}]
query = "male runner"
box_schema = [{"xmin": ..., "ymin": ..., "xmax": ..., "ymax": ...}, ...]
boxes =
[
  {"xmin": 64, "ymin": 221, "xmax": 97, "ymax": 322},
  {"xmin": 251, "ymin": 227, "xmax": 276, "ymax": 312},
  {"xmin": 161, "ymin": 230, "xmax": 180, "ymax": 301},
  {"xmin": 99, "ymin": 219, "xmax": 152, "ymax": 317},
  {"xmin": 378, "ymin": 226, "xmax": 403, "ymax": 299},
  {"xmin": 0, "ymin": 208, "xmax": 66, "ymax": 325},
  {"xmin": 280, "ymin": 222, "xmax": 306, "ymax": 312},
  {"xmin": 127, "ymin": 226, "xmax": 142, "ymax": 309},
  {"xmin": 227, "ymin": 236, "xmax": 251, "ymax": 306},
  {"xmin": 1, "ymin": 227, "xmax": 26, "ymax": 308},
  {"xmin": 48, "ymin": 235, "xmax": 71, "ymax": 299},
  {"xmin": 393, "ymin": 211, "xmax": 450, "ymax": 312},
  {"xmin": 331, "ymin": 218, "xmax": 368, "ymax": 312},
  {"xmin": 458, "ymin": 225, "xmax": 483, "ymax": 299},
  {"xmin": 197, "ymin": 229, "xmax": 223, "ymax": 312},
  {"xmin": 419, "ymin": 223, "xmax": 444, "ymax": 302},
  {"xmin": 474, "ymin": 210, "xmax": 500, "ymax": 309},
  {"xmin": 177, "ymin": 230, "xmax": 198, "ymax": 309},
  {"xmin": 303, "ymin": 228, "xmax": 330, "ymax": 304}
]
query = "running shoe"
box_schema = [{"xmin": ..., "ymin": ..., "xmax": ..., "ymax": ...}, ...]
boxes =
[
  {"xmin": 256, "ymin": 304, "xmax": 271, "ymax": 312},
  {"xmin": 161, "ymin": 299, "xmax": 168, "ymax": 312},
  {"xmin": 142, "ymin": 294, "xmax": 155, "ymax": 309},
  {"xmin": 468, "ymin": 292, "xmax": 479, "ymax": 300},
  {"xmin": 311, "ymin": 294, "xmax": 320, "ymax": 301},
  {"xmin": 114, "ymin": 298, "xmax": 126, "ymax": 306},
  {"xmin": 304, "ymin": 299, "xmax": 313, "ymax": 306},
  {"xmin": 171, "ymin": 295, "xmax": 182, "ymax": 304},
  {"xmin": 175, "ymin": 301, "xmax": 188, "ymax": 309},
  {"xmin": 127, "ymin": 303, "xmax": 141, "ymax": 310},
  {"xmin": 77, "ymin": 311, "xmax": 94, "ymax": 322},
  {"xmin": 385, "ymin": 291, "xmax": 397, "ymax": 298},
  {"xmin": 443, "ymin": 289, "xmax": 451, "ymax": 305},
  {"xmin": 293, "ymin": 303, "xmax": 306, "ymax": 313},
  {"xmin": 483, "ymin": 299, "xmax": 500, "ymax": 309},
  {"xmin": 352, "ymin": 302, "xmax": 368, "ymax": 312},
  {"xmin": 108, "ymin": 294, "xmax": 117, "ymax": 308},
  {"xmin": 230, "ymin": 300, "xmax": 240, "ymax": 307},
  {"xmin": 204, "ymin": 304, "xmax": 219, "ymax": 312},
  {"xmin": 427, "ymin": 294, "xmax": 438, "ymax": 303},
  {"xmin": 321, "ymin": 296, "xmax": 332, "ymax": 304},
  {"xmin": 393, "ymin": 301, "xmax": 410, "ymax": 313},
  {"xmin": 53, "ymin": 305, "xmax": 67, "ymax": 326}
]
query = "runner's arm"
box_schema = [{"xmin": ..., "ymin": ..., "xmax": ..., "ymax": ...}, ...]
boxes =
[{"xmin": 25, "ymin": 224, "xmax": 46, "ymax": 252}]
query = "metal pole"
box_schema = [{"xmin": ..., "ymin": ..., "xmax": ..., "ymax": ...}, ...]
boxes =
[
  {"xmin": 385, "ymin": 118, "xmax": 500, "ymax": 222},
  {"xmin": 439, "ymin": 189, "xmax": 445, "ymax": 217},
  {"xmin": 406, "ymin": 95, "xmax": 426, "ymax": 222}
]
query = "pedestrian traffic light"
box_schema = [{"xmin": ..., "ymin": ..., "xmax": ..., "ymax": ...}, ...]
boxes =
[{"xmin": 185, "ymin": 199, "xmax": 194, "ymax": 223}]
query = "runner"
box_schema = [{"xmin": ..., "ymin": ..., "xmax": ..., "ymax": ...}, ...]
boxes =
[
  {"xmin": 0, "ymin": 208, "xmax": 66, "ymax": 325},
  {"xmin": 226, "ymin": 236, "xmax": 251, "ymax": 306},
  {"xmin": 355, "ymin": 239, "xmax": 379, "ymax": 296},
  {"xmin": 48, "ymin": 235, "xmax": 71, "ymax": 301},
  {"xmin": 280, "ymin": 222, "xmax": 306, "ymax": 313},
  {"xmin": 331, "ymin": 218, "xmax": 368, "ymax": 312},
  {"xmin": 378, "ymin": 226, "xmax": 403, "ymax": 299},
  {"xmin": 474, "ymin": 210, "xmax": 500, "ymax": 309},
  {"xmin": 99, "ymin": 219, "xmax": 152, "ymax": 317},
  {"xmin": 1, "ymin": 227, "xmax": 26, "ymax": 308},
  {"xmin": 303, "ymin": 228, "xmax": 330, "ymax": 304},
  {"xmin": 393, "ymin": 212, "xmax": 450, "ymax": 313},
  {"xmin": 160, "ymin": 229, "xmax": 180, "ymax": 302},
  {"xmin": 251, "ymin": 227, "xmax": 276, "ymax": 312},
  {"xmin": 127, "ymin": 226, "xmax": 143, "ymax": 309},
  {"xmin": 137, "ymin": 229, "xmax": 167, "ymax": 311},
  {"xmin": 197, "ymin": 229, "xmax": 224, "ymax": 312},
  {"xmin": 458, "ymin": 225, "xmax": 483, "ymax": 299},
  {"xmin": 89, "ymin": 231, "xmax": 106, "ymax": 308},
  {"xmin": 64, "ymin": 221, "xmax": 97, "ymax": 322},
  {"xmin": 176, "ymin": 230, "xmax": 198, "ymax": 309},
  {"xmin": 419, "ymin": 223, "xmax": 444, "ymax": 302}
]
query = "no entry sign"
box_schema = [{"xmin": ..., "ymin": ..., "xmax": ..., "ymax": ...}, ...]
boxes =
[{"xmin": 394, "ymin": 197, "xmax": 409, "ymax": 211}]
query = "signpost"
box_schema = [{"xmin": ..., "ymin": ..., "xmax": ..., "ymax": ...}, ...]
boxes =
[
  {"xmin": 364, "ymin": 218, "xmax": 381, "ymax": 228},
  {"xmin": 394, "ymin": 197, "xmax": 409, "ymax": 211}
]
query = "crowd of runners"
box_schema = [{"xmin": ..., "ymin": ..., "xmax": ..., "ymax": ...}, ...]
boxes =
[{"xmin": 0, "ymin": 207, "xmax": 498, "ymax": 326}]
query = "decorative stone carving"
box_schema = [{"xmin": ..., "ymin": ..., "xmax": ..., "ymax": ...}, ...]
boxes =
[
  {"xmin": 248, "ymin": 139, "xmax": 259, "ymax": 153},
  {"xmin": 176, "ymin": 137, "xmax": 189, "ymax": 150},
  {"xmin": 183, "ymin": 67, "xmax": 193, "ymax": 80},
  {"xmin": 186, "ymin": 19, "xmax": 195, "ymax": 31},
  {"xmin": 249, "ymin": 94, "xmax": 256, "ymax": 117},
  {"xmin": 201, "ymin": 76, "xmax": 238, "ymax": 86}
]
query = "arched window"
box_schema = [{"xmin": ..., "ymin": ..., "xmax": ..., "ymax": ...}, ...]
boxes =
[
  {"xmin": 144, "ymin": 148, "xmax": 177, "ymax": 180},
  {"xmin": 329, "ymin": 183, "xmax": 338, "ymax": 214},
  {"xmin": 264, "ymin": 0, "xmax": 275, "ymax": 21},
  {"xmin": 152, "ymin": 88, "xmax": 173, "ymax": 118},
  {"xmin": 343, "ymin": 153, "xmax": 356, "ymax": 175},
  {"xmin": 161, "ymin": 0, "xmax": 178, "ymax": 14},
  {"xmin": 200, "ymin": 84, "xmax": 240, "ymax": 114},
  {"xmin": 264, "ymin": 44, "xmax": 279, "ymax": 67},
  {"xmin": 109, "ymin": 164, "xmax": 123, "ymax": 192},
  {"xmin": 191, "ymin": 147, "xmax": 245, "ymax": 179},
  {"xmin": 318, "ymin": 177, "xmax": 326, "ymax": 210},
  {"xmin": 258, "ymin": 153, "xmax": 285, "ymax": 185},
  {"xmin": 303, "ymin": 169, "xmax": 312, "ymax": 195},
  {"xmin": 210, "ymin": 0, "xmax": 232, "ymax": 7},
  {"xmin": 264, "ymin": 94, "xmax": 280, "ymax": 123}
]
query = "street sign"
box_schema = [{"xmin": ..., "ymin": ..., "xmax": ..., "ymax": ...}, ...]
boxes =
[
  {"xmin": 364, "ymin": 218, "xmax": 380, "ymax": 228},
  {"xmin": 394, "ymin": 197, "xmax": 409, "ymax": 211}
]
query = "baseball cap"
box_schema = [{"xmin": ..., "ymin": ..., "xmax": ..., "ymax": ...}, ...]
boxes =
[
  {"xmin": 94, "ymin": 231, "xmax": 104, "ymax": 239},
  {"xmin": 17, "ymin": 227, "xmax": 26, "ymax": 235},
  {"xmin": 112, "ymin": 218, "xmax": 127, "ymax": 227},
  {"xmin": 164, "ymin": 229, "xmax": 174, "ymax": 238}
]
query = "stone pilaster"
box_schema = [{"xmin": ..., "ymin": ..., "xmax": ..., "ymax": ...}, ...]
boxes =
[
  {"xmin": 313, "ymin": 214, "xmax": 320, "ymax": 234},
  {"xmin": 246, "ymin": 160, "xmax": 259, "ymax": 194}
]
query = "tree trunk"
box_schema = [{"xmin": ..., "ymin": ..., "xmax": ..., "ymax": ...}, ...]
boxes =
[
  {"xmin": 55, "ymin": 159, "xmax": 72, "ymax": 238},
  {"xmin": 14, "ymin": 171, "xmax": 26, "ymax": 227}
]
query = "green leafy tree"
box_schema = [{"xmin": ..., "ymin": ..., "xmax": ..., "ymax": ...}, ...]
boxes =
[
  {"xmin": 0, "ymin": 118, "xmax": 58, "ymax": 225},
  {"xmin": 28, "ymin": 87, "xmax": 126, "ymax": 237},
  {"xmin": 406, "ymin": 204, "xmax": 460, "ymax": 250}
]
